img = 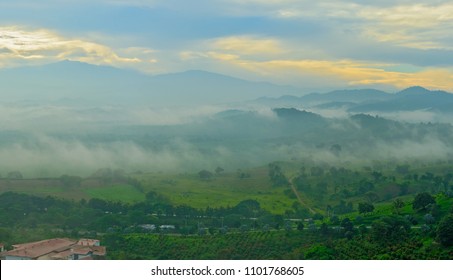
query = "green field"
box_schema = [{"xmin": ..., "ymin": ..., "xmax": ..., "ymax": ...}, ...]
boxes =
[
  {"xmin": 1, "ymin": 158, "xmax": 452, "ymax": 218},
  {"xmin": 133, "ymin": 167, "xmax": 296, "ymax": 214}
]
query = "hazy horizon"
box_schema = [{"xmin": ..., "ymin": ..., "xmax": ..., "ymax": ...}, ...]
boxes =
[{"xmin": 1, "ymin": 0, "xmax": 453, "ymax": 93}]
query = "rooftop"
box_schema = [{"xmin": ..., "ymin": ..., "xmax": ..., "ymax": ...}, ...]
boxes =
[
  {"xmin": 8, "ymin": 238, "xmax": 76, "ymax": 259},
  {"xmin": 3, "ymin": 238, "xmax": 106, "ymax": 260}
]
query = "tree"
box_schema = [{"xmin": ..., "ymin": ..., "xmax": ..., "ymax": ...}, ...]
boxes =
[
  {"xmin": 268, "ymin": 163, "xmax": 289, "ymax": 187},
  {"xmin": 357, "ymin": 181, "xmax": 374, "ymax": 195},
  {"xmin": 364, "ymin": 191, "xmax": 379, "ymax": 203},
  {"xmin": 330, "ymin": 215, "xmax": 339, "ymax": 225},
  {"xmin": 358, "ymin": 202, "xmax": 374, "ymax": 215},
  {"xmin": 297, "ymin": 221, "xmax": 305, "ymax": 231},
  {"xmin": 293, "ymin": 174, "xmax": 311, "ymax": 192},
  {"xmin": 341, "ymin": 218, "xmax": 354, "ymax": 232},
  {"xmin": 0, "ymin": 227, "xmax": 12, "ymax": 242},
  {"xmin": 320, "ymin": 223, "xmax": 330, "ymax": 235},
  {"xmin": 437, "ymin": 214, "xmax": 453, "ymax": 247},
  {"xmin": 333, "ymin": 200, "xmax": 353, "ymax": 214},
  {"xmin": 310, "ymin": 166, "xmax": 324, "ymax": 177},
  {"xmin": 198, "ymin": 170, "xmax": 213, "ymax": 180},
  {"xmin": 284, "ymin": 221, "xmax": 292, "ymax": 232},
  {"xmin": 371, "ymin": 171, "xmax": 383, "ymax": 182},
  {"xmin": 344, "ymin": 231, "xmax": 354, "ymax": 240},
  {"xmin": 215, "ymin": 166, "xmax": 224, "ymax": 175},
  {"xmin": 355, "ymin": 215, "xmax": 363, "ymax": 225},
  {"xmin": 371, "ymin": 216, "xmax": 411, "ymax": 244},
  {"xmin": 398, "ymin": 182, "xmax": 409, "ymax": 195},
  {"xmin": 395, "ymin": 164, "xmax": 410, "ymax": 175},
  {"xmin": 412, "ymin": 192, "xmax": 435, "ymax": 211},
  {"xmin": 233, "ymin": 199, "xmax": 261, "ymax": 216},
  {"xmin": 392, "ymin": 198, "xmax": 405, "ymax": 214},
  {"xmin": 305, "ymin": 245, "xmax": 335, "ymax": 260},
  {"xmin": 424, "ymin": 214, "xmax": 435, "ymax": 224}
]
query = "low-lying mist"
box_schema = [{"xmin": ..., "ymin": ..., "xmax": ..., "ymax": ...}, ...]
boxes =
[{"xmin": 1, "ymin": 103, "xmax": 452, "ymax": 178}]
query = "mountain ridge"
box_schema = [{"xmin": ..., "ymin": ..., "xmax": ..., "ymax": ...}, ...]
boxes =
[
  {"xmin": 0, "ymin": 60, "xmax": 301, "ymax": 106},
  {"xmin": 251, "ymin": 86, "xmax": 453, "ymax": 115}
]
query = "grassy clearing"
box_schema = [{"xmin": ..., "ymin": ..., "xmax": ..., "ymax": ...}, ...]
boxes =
[{"xmin": 134, "ymin": 167, "xmax": 297, "ymax": 214}]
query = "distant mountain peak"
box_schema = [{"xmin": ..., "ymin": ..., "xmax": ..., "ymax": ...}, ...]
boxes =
[
  {"xmin": 0, "ymin": 61, "xmax": 300, "ymax": 106},
  {"xmin": 398, "ymin": 86, "xmax": 431, "ymax": 95}
]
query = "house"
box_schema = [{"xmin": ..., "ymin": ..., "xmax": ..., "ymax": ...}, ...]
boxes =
[
  {"xmin": 0, "ymin": 238, "xmax": 106, "ymax": 260},
  {"xmin": 77, "ymin": 239, "xmax": 101, "ymax": 246}
]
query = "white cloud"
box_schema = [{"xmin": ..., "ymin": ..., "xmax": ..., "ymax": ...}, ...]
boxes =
[{"xmin": 0, "ymin": 26, "xmax": 142, "ymax": 68}]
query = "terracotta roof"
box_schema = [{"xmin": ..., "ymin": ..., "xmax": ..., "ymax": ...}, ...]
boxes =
[
  {"xmin": 7, "ymin": 239, "xmax": 77, "ymax": 259},
  {"xmin": 48, "ymin": 250, "xmax": 75, "ymax": 260},
  {"xmin": 4, "ymin": 238, "xmax": 106, "ymax": 260},
  {"xmin": 71, "ymin": 246, "xmax": 92, "ymax": 255}
]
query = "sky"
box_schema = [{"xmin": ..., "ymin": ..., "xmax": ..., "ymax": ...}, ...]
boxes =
[{"xmin": 1, "ymin": 0, "xmax": 453, "ymax": 92}]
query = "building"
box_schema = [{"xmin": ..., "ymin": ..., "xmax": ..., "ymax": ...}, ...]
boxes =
[
  {"xmin": 160, "ymin": 225, "xmax": 176, "ymax": 230},
  {"xmin": 0, "ymin": 238, "xmax": 106, "ymax": 260},
  {"xmin": 139, "ymin": 224, "xmax": 156, "ymax": 231}
]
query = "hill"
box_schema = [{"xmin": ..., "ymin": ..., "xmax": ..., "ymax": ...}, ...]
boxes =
[
  {"xmin": 0, "ymin": 60, "xmax": 300, "ymax": 106},
  {"xmin": 349, "ymin": 86, "xmax": 453, "ymax": 113},
  {"xmin": 250, "ymin": 86, "xmax": 453, "ymax": 122}
]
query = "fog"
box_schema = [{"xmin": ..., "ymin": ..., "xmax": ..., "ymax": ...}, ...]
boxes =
[
  {"xmin": 1, "ymin": 62, "xmax": 452, "ymax": 178},
  {"xmin": 1, "ymin": 101, "xmax": 452, "ymax": 178}
]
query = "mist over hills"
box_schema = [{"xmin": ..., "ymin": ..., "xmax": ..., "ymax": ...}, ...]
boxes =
[
  {"xmin": 1, "ymin": 60, "xmax": 451, "ymax": 129},
  {"xmin": 253, "ymin": 86, "xmax": 453, "ymax": 115},
  {"xmin": 1, "ymin": 105, "xmax": 452, "ymax": 177},
  {"xmin": 1, "ymin": 60, "xmax": 453, "ymax": 177}
]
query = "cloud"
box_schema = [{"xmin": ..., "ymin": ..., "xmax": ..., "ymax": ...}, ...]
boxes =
[
  {"xmin": 0, "ymin": 135, "xmax": 208, "ymax": 177},
  {"xmin": 0, "ymin": 26, "xmax": 142, "ymax": 68},
  {"xmin": 210, "ymin": 36, "xmax": 285, "ymax": 56},
  {"xmin": 227, "ymin": 1, "xmax": 453, "ymax": 51},
  {"xmin": 2, "ymin": 1, "xmax": 453, "ymax": 91},
  {"xmin": 203, "ymin": 51, "xmax": 453, "ymax": 90},
  {"xmin": 359, "ymin": 3, "xmax": 453, "ymax": 28},
  {"xmin": 358, "ymin": 3, "xmax": 453, "ymax": 50}
]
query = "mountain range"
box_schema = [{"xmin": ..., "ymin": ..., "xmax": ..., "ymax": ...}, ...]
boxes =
[
  {"xmin": 1, "ymin": 60, "xmax": 452, "ymax": 123},
  {"xmin": 0, "ymin": 60, "xmax": 299, "ymax": 106},
  {"xmin": 253, "ymin": 86, "xmax": 453, "ymax": 115}
]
